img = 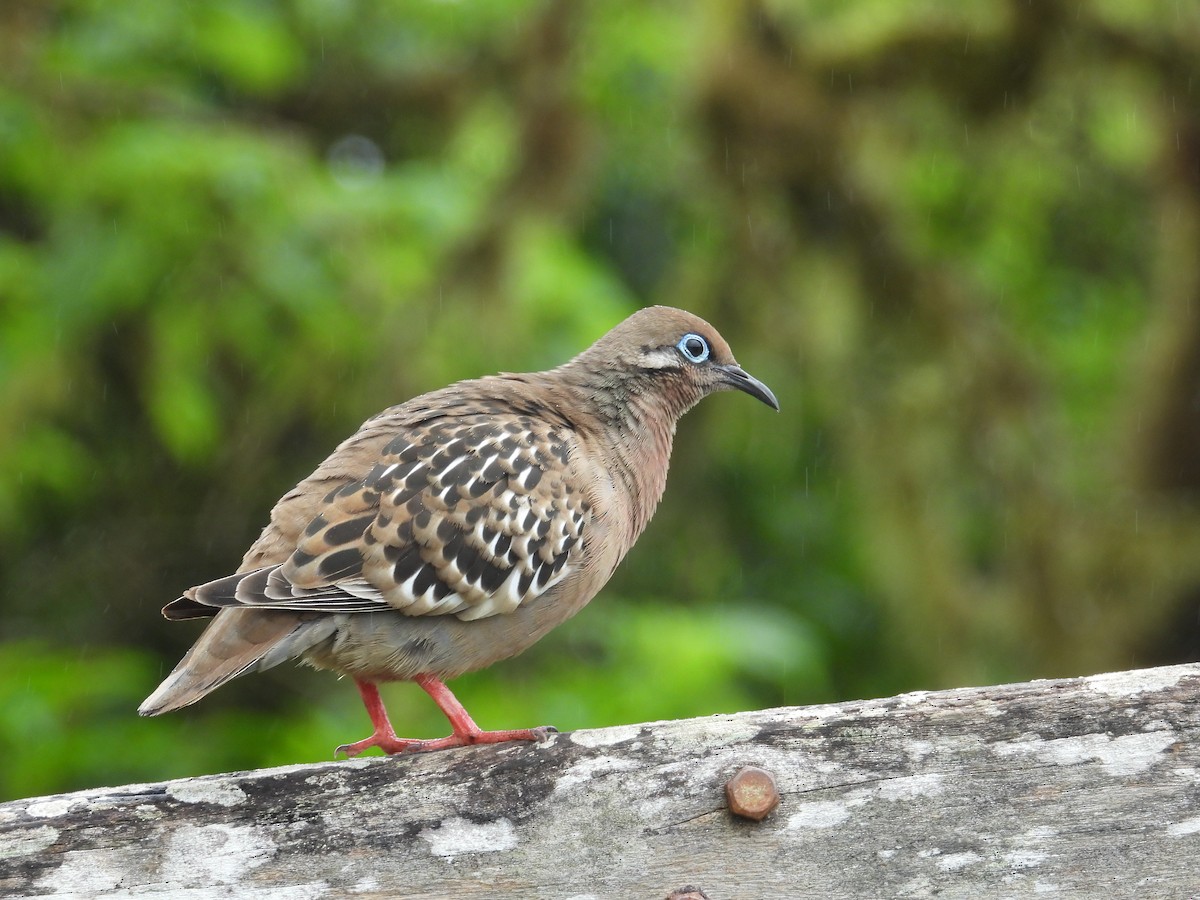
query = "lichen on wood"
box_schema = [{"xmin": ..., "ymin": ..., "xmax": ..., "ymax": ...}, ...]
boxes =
[{"xmin": 2, "ymin": 664, "xmax": 1199, "ymax": 899}]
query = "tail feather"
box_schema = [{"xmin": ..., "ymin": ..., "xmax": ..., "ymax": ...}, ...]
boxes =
[
  {"xmin": 160, "ymin": 566, "xmax": 274, "ymax": 620},
  {"xmin": 138, "ymin": 608, "xmax": 309, "ymax": 716}
]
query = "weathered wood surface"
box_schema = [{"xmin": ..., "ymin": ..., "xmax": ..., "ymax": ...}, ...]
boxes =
[{"xmin": 3, "ymin": 664, "xmax": 1200, "ymax": 899}]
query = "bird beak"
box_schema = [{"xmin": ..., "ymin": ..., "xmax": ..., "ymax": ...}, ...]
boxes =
[{"xmin": 721, "ymin": 365, "xmax": 780, "ymax": 411}]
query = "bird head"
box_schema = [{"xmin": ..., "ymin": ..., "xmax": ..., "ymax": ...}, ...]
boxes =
[{"xmin": 578, "ymin": 306, "xmax": 780, "ymax": 416}]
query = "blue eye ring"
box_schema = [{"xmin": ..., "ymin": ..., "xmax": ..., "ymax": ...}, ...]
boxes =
[{"xmin": 676, "ymin": 333, "xmax": 711, "ymax": 363}]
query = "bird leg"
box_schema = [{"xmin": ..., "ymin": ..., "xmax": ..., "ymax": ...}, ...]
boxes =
[
  {"xmin": 335, "ymin": 676, "xmax": 555, "ymax": 758},
  {"xmin": 334, "ymin": 680, "xmax": 422, "ymax": 757}
]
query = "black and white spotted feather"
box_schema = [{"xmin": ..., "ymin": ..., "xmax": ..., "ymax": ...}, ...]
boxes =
[{"xmin": 175, "ymin": 413, "xmax": 589, "ymax": 623}]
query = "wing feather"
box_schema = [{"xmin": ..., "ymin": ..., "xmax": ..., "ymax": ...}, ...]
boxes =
[{"xmin": 173, "ymin": 413, "xmax": 589, "ymax": 622}]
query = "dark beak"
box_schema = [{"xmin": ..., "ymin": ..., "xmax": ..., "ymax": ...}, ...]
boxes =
[{"xmin": 721, "ymin": 365, "xmax": 780, "ymax": 411}]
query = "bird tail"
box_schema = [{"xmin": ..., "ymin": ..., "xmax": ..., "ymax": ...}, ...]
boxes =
[{"xmin": 138, "ymin": 608, "xmax": 313, "ymax": 716}]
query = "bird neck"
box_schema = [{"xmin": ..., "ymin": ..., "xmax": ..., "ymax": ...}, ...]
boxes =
[
  {"xmin": 554, "ymin": 357, "xmax": 704, "ymax": 426},
  {"xmin": 552, "ymin": 361, "xmax": 701, "ymax": 543}
]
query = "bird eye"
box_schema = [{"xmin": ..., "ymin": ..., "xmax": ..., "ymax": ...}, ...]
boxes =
[{"xmin": 676, "ymin": 333, "xmax": 710, "ymax": 363}]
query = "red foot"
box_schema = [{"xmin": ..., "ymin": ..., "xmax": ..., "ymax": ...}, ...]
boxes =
[
  {"xmin": 335, "ymin": 677, "xmax": 556, "ymax": 758},
  {"xmin": 336, "ymin": 725, "xmax": 556, "ymax": 758}
]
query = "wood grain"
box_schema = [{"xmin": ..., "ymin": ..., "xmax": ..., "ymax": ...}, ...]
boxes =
[{"xmin": 4, "ymin": 664, "xmax": 1200, "ymax": 899}]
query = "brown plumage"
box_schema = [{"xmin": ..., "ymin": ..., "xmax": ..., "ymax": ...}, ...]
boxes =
[{"xmin": 140, "ymin": 306, "xmax": 778, "ymax": 755}]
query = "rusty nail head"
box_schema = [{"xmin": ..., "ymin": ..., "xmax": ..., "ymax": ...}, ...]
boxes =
[{"xmin": 725, "ymin": 766, "xmax": 780, "ymax": 821}]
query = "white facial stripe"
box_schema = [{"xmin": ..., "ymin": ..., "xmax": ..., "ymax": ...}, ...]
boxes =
[{"xmin": 639, "ymin": 348, "xmax": 681, "ymax": 369}]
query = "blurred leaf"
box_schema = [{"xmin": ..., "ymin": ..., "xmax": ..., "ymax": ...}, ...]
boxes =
[{"xmin": 2, "ymin": 0, "xmax": 1199, "ymax": 801}]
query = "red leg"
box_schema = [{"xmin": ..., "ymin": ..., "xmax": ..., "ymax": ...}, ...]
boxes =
[
  {"xmin": 335, "ymin": 680, "xmax": 428, "ymax": 757},
  {"xmin": 335, "ymin": 676, "xmax": 555, "ymax": 758},
  {"xmin": 409, "ymin": 673, "xmax": 556, "ymax": 750}
]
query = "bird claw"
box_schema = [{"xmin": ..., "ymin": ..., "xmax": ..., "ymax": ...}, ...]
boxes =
[
  {"xmin": 334, "ymin": 724, "xmax": 557, "ymax": 758},
  {"xmin": 334, "ymin": 735, "xmax": 424, "ymax": 758}
]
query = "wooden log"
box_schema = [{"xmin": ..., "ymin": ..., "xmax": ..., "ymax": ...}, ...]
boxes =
[{"xmin": 2, "ymin": 664, "xmax": 1199, "ymax": 899}]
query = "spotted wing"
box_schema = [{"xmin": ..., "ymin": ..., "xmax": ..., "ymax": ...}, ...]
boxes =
[{"xmin": 182, "ymin": 414, "xmax": 588, "ymax": 622}]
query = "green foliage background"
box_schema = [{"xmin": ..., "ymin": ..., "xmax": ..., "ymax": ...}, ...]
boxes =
[{"xmin": 3, "ymin": 0, "xmax": 1200, "ymax": 801}]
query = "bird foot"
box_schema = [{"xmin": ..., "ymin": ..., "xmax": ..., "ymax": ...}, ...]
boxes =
[
  {"xmin": 335, "ymin": 725, "xmax": 557, "ymax": 758},
  {"xmin": 334, "ymin": 734, "xmax": 426, "ymax": 758}
]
